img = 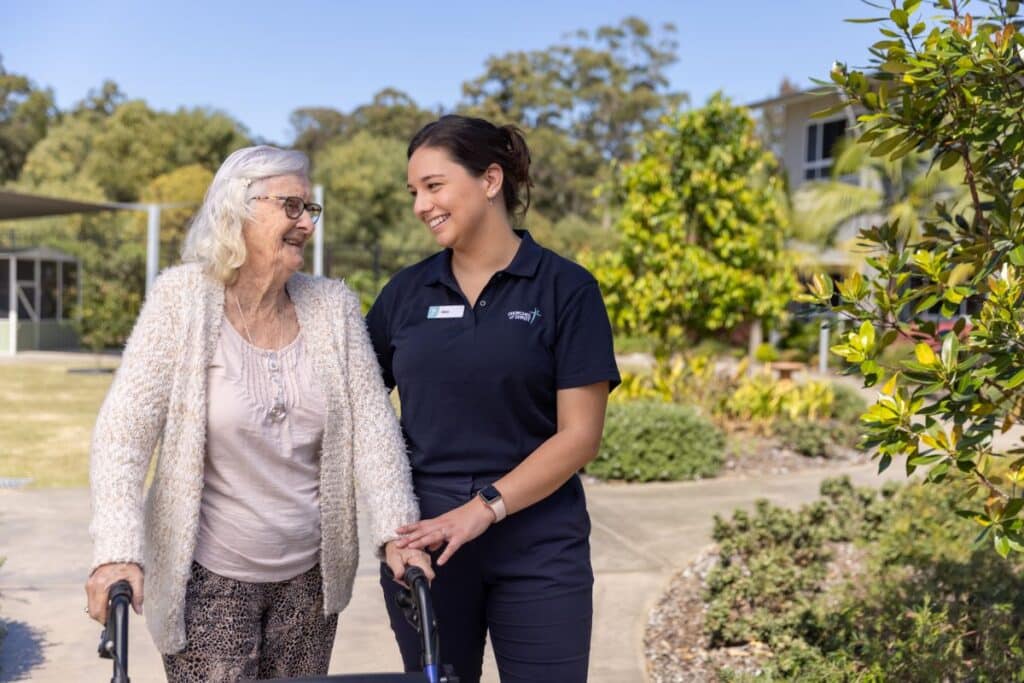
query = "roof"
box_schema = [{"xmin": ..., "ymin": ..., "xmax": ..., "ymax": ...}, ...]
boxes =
[
  {"xmin": 0, "ymin": 189, "xmax": 124, "ymax": 221},
  {"xmin": 0, "ymin": 246, "xmax": 79, "ymax": 261},
  {"xmin": 745, "ymin": 86, "xmax": 841, "ymax": 111}
]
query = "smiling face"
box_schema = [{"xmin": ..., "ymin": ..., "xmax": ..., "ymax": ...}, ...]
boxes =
[
  {"xmin": 242, "ymin": 174, "xmax": 315, "ymax": 278},
  {"xmin": 407, "ymin": 146, "xmax": 499, "ymax": 249}
]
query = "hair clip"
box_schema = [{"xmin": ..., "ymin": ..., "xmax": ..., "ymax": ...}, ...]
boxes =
[{"xmin": 240, "ymin": 177, "xmax": 252, "ymax": 188}]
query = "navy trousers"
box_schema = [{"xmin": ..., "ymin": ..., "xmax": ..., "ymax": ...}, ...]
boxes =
[{"xmin": 380, "ymin": 472, "xmax": 593, "ymax": 683}]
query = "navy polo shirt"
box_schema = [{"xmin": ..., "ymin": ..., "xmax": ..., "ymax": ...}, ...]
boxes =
[{"xmin": 366, "ymin": 231, "xmax": 620, "ymax": 476}]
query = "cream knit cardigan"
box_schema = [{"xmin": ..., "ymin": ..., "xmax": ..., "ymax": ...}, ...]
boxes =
[{"xmin": 89, "ymin": 263, "xmax": 418, "ymax": 654}]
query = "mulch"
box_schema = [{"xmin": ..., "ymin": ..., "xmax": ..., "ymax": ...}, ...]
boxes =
[{"xmin": 718, "ymin": 435, "xmax": 870, "ymax": 479}]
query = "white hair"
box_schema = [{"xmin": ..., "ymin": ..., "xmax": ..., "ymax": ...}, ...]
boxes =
[{"xmin": 182, "ymin": 145, "xmax": 310, "ymax": 283}]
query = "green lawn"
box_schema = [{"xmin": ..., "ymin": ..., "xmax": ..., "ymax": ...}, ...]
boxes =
[{"xmin": 0, "ymin": 359, "xmax": 116, "ymax": 488}]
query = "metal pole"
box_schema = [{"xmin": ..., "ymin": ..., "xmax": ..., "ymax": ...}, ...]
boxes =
[
  {"xmin": 146, "ymin": 204, "xmax": 160, "ymax": 294},
  {"xmin": 748, "ymin": 319, "xmax": 763, "ymax": 374},
  {"xmin": 818, "ymin": 317, "xmax": 830, "ymax": 375},
  {"xmin": 33, "ymin": 259, "xmax": 40, "ymax": 349},
  {"xmin": 57, "ymin": 258, "xmax": 63, "ymax": 323},
  {"xmin": 313, "ymin": 184, "xmax": 324, "ymax": 277},
  {"xmin": 8, "ymin": 256, "xmax": 16, "ymax": 355}
]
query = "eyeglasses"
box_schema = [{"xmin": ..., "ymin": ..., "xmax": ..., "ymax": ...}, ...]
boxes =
[{"xmin": 250, "ymin": 195, "xmax": 322, "ymax": 224}]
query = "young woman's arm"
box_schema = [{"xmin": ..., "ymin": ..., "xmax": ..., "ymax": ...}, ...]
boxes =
[{"xmin": 396, "ymin": 382, "xmax": 608, "ymax": 565}]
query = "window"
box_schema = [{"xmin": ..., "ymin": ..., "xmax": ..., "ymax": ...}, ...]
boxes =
[
  {"xmin": 61, "ymin": 262, "xmax": 78, "ymax": 320},
  {"xmin": 16, "ymin": 259, "xmax": 36, "ymax": 320},
  {"xmin": 804, "ymin": 118, "xmax": 848, "ymax": 180},
  {"xmin": 40, "ymin": 261, "xmax": 58, "ymax": 319}
]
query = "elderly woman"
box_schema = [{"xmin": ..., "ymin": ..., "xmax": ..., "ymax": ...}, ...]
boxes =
[{"xmin": 84, "ymin": 145, "xmax": 431, "ymax": 682}]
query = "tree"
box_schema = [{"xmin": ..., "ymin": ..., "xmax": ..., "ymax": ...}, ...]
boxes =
[
  {"xmin": 84, "ymin": 100, "xmax": 249, "ymax": 201},
  {"xmin": 16, "ymin": 113, "xmax": 106, "ymax": 198},
  {"xmin": 0, "ymin": 56, "xmax": 58, "ymax": 184},
  {"xmin": 291, "ymin": 88, "xmax": 436, "ymax": 159},
  {"xmin": 791, "ymin": 141, "xmax": 968, "ymax": 248},
  {"xmin": 587, "ymin": 95, "xmax": 796, "ymax": 353},
  {"xmin": 137, "ymin": 164, "xmax": 213, "ymax": 268},
  {"xmin": 12, "ymin": 83, "xmax": 249, "ymax": 349},
  {"xmin": 312, "ymin": 132, "xmax": 433, "ymax": 281},
  {"xmin": 290, "ymin": 106, "xmax": 348, "ymax": 159},
  {"xmin": 804, "ymin": 0, "xmax": 1024, "ymax": 556},
  {"xmin": 166, "ymin": 108, "xmax": 251, "ymax": 172},
  {"xmin": 460, "ymin": 16, "xmax": 685, "ymax": 225},
  {"xmin": 74, "ymin": 80, "xmax": 124, "ymax": 117}
]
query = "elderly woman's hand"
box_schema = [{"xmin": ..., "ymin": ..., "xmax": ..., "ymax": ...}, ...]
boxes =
[
  {"xmin": 85, "ymin": 562, "xmax": 144, "ymax": 624},
  {"xmin": 383, "ymin": 541, "xmax": 435, "ymax": 587}
]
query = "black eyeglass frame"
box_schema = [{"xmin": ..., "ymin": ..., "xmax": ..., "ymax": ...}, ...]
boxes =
[{"xmin": 250, "ymin": 195, "xmax": 322, "ymax": 223}]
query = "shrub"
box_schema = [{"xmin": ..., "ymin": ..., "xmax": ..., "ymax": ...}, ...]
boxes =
[
  {"xmin": 773, "ymin": 419, "xmax": 834, "ymax": 457},
  {"xmin": 754, "ymin": 342, "xmax": 779, "ymax": 364},
  {"xmin": 704, "ymin": 478, "xmax": 1024, "ymax": 680},
  {"xmin": 612, "ymin": 354, "xmax": 731, "ymax": 412},
  {"xmin": 614, "ymin": 335, "xmax": 657, "ymax": 355},
  {"xmin": 828, "ymin": 381, "xmax": 867, "ymax": 425},
  {"xmin": 722, "ymin": 372, "xmax": 835, "ymax": 426},
  {"xmin": 774, "ymin": 418, "xmax": 862, "ymax": 457},
  {"xmin": 588, "ymin": 401, "xmax": 724, "ymax": 482}
]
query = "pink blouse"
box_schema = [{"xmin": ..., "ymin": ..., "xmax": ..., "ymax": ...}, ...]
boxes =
[{"xmin": 193, "ymin": 317, "xmax": 327, "ymax": 582}]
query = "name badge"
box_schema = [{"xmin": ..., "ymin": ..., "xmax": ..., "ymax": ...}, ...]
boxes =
[{"xmin": 427, "ymin": 305, "xmax": 465, "ymax": 319}]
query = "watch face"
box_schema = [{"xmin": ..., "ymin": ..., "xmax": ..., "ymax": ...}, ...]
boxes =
[{"xmin": 479, "ymin": 485, "xmax": 501, "ymax": 503}]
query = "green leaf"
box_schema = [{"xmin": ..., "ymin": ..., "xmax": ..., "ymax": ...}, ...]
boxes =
[
  {"xmin": 928, "ymin": 461, "xmax": 949, "ymax": 482},
  {"xmin": 940, "ymin": 332, "xmax": 958, "ymax": 369},
  {"xmin": 1006, "ymin": 368, "xmax": 1024, "ymax": 390},
  {"xmin": 938, "ymin": 149, "xmax": 961, "ymax": 170},
  {"xmin": 1004, "ymin": 498, "xmax": 1024, "ymax": 520},
  {"xmin": 871, "ymin": 132, "xmax": 911, "ymax": 157},
  {"xmin": 845, "ymin": 17, "xmax": 887, "ymax": 23},
  {"xmin": 880, "ymin": 61, "xmax": 913, "ymax": 74},
  {"xmin": 812, "ymin": 101, "xmax": 851, "ymax": 119},
  {"xmin": 995, "ymin": 533, "xmax": 1011, "ymax": 558},
  {"xmin": 915, "ymin": 343, "xmax": 938, "ymax": 366}
]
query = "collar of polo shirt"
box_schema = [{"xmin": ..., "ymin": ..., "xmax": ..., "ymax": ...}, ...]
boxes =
[{"xmin": 422, "ymin": 230, "xmax": 543, "ymax": 288}]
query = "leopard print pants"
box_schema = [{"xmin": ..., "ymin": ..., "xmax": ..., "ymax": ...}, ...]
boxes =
[{"xmin": 162, "ymin": 562, "xmax": 338, "ymax": 682}]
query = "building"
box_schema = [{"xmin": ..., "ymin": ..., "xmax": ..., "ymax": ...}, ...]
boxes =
[{"xmin": 1, "ymin": 245, "xmax": 81, "ymax": 353}]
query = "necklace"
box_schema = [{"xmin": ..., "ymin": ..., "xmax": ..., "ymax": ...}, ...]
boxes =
[{"xmin": 232, "ymin": 290, "xmax": 288, "ymax": 422}]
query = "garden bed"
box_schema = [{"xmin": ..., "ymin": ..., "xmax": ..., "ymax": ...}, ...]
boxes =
[
  {"xmin": 718, "ymin": 432, "xmax": 869, "ymax": 479},
  {"xmin": 643, "ymin": 478, "xmax": 1024, "ymax": 681}
]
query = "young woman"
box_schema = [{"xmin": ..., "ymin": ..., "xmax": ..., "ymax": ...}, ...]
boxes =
[{"xmin": 367, "ymin": 115, "xmax": 620, "ymax": 683}]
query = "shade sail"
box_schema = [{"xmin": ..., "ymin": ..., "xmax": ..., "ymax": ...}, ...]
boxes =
[{"xmin": 0, "ymin": 189, "xmax": 123, "ymax": 220}]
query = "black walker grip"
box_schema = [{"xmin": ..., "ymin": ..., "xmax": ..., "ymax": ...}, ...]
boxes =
[{"xmin": 99, "ymin": 579, "xmax": 133, "ymax": 683}]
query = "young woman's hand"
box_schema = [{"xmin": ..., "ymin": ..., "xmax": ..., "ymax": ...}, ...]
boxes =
[
  {"xmin": 395, "ymin": 498, "xmax": 494, "ymax": 566},
  {"xmin": 383, "ymin": 540, "xmax": 436, "ymax": 586}
]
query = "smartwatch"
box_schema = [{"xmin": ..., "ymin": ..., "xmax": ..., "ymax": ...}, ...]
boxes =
[{"xmin": 477, "ymin": 484, "xmax": 507, "ymax": 523}]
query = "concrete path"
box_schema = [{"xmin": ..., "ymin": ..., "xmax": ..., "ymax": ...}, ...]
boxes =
[{"xmin": 0, "ymin": 463, "xmax": 903, "ymax": 683}]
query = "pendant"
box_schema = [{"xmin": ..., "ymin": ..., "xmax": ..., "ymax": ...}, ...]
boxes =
[
  {"xmin": 266, "ymin": 351, "xmax": 287, "ymax": 422},
  {"xmin": 268, "ymin": 401, "xmax": 287, "ymax": 422}
]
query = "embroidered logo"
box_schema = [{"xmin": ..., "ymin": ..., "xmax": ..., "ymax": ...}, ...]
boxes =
[{"xmin": 507, "ymin": 308, "xmax": 542, "ymax": 325}]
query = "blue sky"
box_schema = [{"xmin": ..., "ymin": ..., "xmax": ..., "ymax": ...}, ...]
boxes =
[{"xmin": 2, "ymin": 0, "xmax": 881, "ymax": 142}]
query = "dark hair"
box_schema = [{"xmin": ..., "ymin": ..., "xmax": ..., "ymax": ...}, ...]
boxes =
[{"xmin": 408, "ymin": 114, "xmax": 532, "ymax": 222}]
